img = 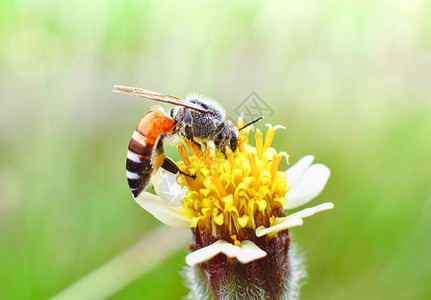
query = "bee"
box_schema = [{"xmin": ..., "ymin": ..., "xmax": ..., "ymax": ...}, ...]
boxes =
[{"xmin": 114, "ymin": 85, "xmax": 262, "ymax": 198}]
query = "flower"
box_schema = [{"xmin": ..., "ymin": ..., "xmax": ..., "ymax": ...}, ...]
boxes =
[{"xmin": 134, "ymin": 123, "xmax": 333, "ymax": 299}]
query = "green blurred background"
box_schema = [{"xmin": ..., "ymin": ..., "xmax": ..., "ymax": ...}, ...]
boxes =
[{"xmin": 1, "ymin": 0, "xmax": 431, "ymax": 299}]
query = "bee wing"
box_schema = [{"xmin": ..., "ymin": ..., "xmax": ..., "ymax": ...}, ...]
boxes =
[{"xmin": 113, "ymin": 85, "xmax": 209, "ymax": 113}]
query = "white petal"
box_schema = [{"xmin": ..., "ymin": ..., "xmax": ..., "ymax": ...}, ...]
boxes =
[
  {"xmin": 255, "ymin": 217, "xmax": 303, "ymax": 237},
  {"xmin": 157, "ymin": 173, "xmax": 187, "ymax": 206},
  {"xmin": 225, "ymin": 240, "xmax": 267, "ymax": 264},
  {"xmin": 285, "ymin": 155, "xmax": 315, "ymax": 187},
  {"xmin": 135, "ymin": 192, "xmax": 191, "ymax": 228},
  {"xmin": 284, "ymin": 163, "xmax": 330, "ymax": 209},
  {"xmin": 185, "ymin": 240, "xmax": 267, "ymax": 266},
  {"xmin": 286, "ymin": 202, "xmax": 334, "ymax": 220},
  {"xmin": 186, "ymin": 240, "xmax": 225, "ymax": 266},
  {"xmin": 151, "ymin": 169, "xmax": 162, "ymax": 193},
  {"xmin": 151, "ymin": 170, "xmax": 188, "ymax": 207},
  {"xmin": 256, "ymin": 202, "xmax": 334, "ymax": 237}
]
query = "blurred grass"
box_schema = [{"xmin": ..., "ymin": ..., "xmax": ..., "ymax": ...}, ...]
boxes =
[{"xmin": 1, "ymin": 0, "xmax": 431, "ymax": 299}]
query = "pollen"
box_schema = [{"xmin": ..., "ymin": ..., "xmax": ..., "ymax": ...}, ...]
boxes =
[{"xmin": 177, "ymin": 123, "xmax": 290, "ymax": 241}]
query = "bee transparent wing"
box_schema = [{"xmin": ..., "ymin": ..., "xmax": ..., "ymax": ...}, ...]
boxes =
[{"xmin": 113, "ymin": 85, "xmax": 209, "ymax": 113}]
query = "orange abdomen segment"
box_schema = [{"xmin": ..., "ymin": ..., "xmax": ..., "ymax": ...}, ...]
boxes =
[{"xmin": 136, "ymin": 110, "xmax": 176, "ymax": 142}]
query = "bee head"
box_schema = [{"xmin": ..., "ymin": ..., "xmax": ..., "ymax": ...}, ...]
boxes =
[
  {"xmin": 226, "ymin": 120, "xmax": 239, "ymax": 152},
  {"xmin": 213, "ymin": 121, "xmax": 238, "ymax": 154},
  {"xmin": 229, "ymin": 130, "xmax": 238, "ymax": 152},
  {"xmin": 230, "ymin": 116, "xmax": 264, "ymax": 152}
]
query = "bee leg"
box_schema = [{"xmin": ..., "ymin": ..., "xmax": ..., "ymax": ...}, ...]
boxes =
[
  {"xmin": 183, "ymin": 108, "xmax": 202, "ymax": 149},
  {"xmin": 154, "ymin": 133, "xmax": 196, "ymax": 179},
  {"xmin": 215, "ymin": 140, "xmax": 229, "ymax": 158},
  {"xmin": 162, "ymin": 157, "xmax": 196, "ymax": 179},
  {"xmin": 152, "ymin": 133, "xmax": 170, "ymax": 169}
]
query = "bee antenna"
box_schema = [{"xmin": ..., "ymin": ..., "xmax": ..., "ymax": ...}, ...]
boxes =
[{"xmin": 238, "ymin": 116, "xmax": 264, "ymax": 131}]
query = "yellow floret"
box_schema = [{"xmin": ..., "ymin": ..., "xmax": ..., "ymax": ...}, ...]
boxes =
[{"xmin": 177, "ymin": 123, "xmax": 290, "ymax": 238}]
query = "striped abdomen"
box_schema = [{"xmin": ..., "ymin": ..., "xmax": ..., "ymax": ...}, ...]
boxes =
[{"xmin": 126, "ymin": 110, "xmax": 176, "ymax": 198}]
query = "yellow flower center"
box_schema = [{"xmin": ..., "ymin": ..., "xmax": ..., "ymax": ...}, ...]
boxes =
[{"xmin": 177, "ymin": 123, "xmax": 290, "ymax": 240}]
